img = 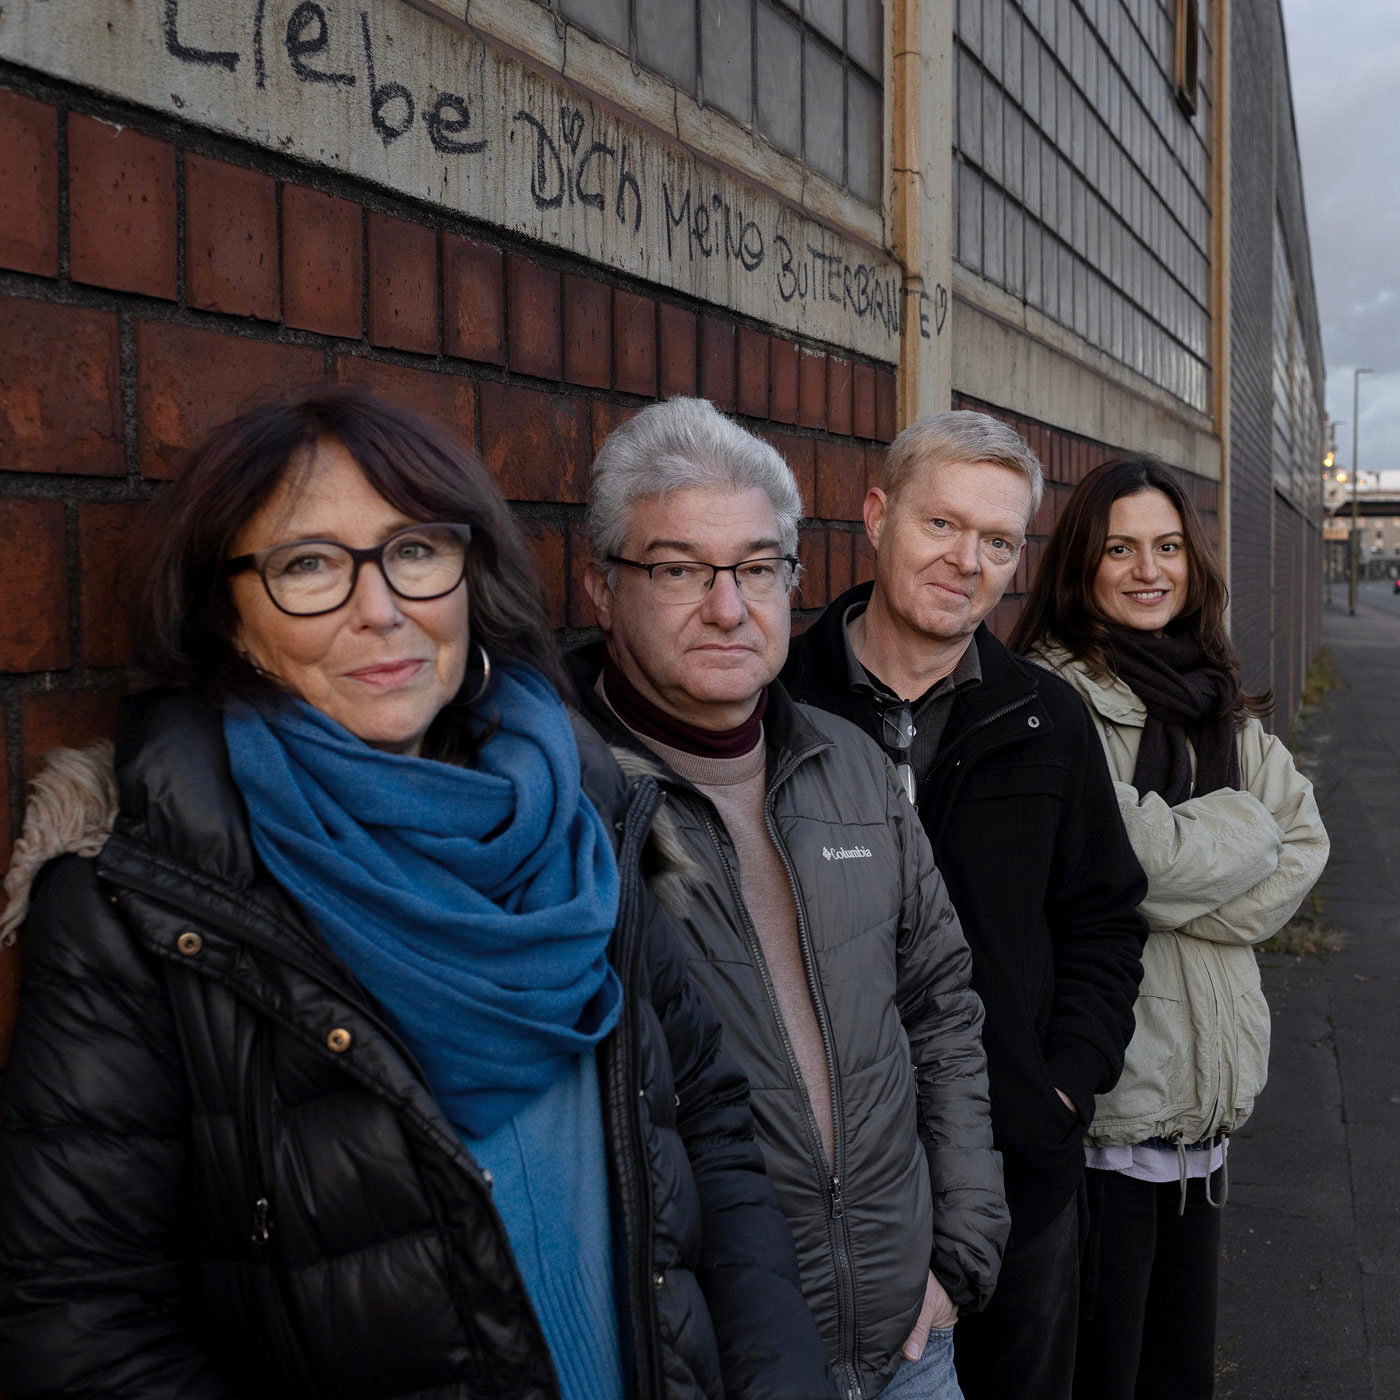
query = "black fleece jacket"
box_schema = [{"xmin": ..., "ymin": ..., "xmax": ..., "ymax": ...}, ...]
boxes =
[{"xmin": 782, "ymin": 585, "xmax": 1149, "ymax": 1240}]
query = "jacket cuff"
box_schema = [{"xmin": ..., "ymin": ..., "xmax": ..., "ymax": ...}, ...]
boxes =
[{"xmin": 1045, "ymin": 1038, "xmax": 1114, "ymax": 1124}]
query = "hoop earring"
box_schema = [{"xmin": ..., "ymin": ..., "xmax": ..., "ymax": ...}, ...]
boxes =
[{"xmin": 466, "ymin": 640, "xmax": 492, "ymax": 704}]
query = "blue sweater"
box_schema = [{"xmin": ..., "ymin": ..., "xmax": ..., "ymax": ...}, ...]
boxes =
[{"xmin": 467, "ymin": 1051, "xmax": 624, "ymax": 1400}]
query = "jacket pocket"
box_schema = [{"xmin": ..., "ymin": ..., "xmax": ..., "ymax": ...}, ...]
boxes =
[
  {"xmin": 1220, "ymin": 946, "xmax": 1270, "ymax": 1125},
  {"xmin": 1093, "ymin": 934, "xmax": 1197, "ymax": 1133}
]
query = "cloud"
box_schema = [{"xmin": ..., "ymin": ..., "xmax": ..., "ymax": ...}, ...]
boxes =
[{"xmin": 1282, "ymin": 0, "xmax": 1400, "ymax": 468}]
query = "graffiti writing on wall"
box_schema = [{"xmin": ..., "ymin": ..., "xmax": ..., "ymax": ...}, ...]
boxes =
[{"xmin": 8, "ymin": 0, "xmax": 945, "ymax": 356}]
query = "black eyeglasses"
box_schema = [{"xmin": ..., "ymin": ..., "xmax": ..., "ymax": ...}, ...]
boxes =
[
  {"xmin": 608, "ymin": 554, "xmax": 799, "ymax": 606},
  {"xmin": 227, "ymin": 522, "xmax": 472, "ymax": 617},
  {"xmin": 880, "ymin": 701, "xmax": 918, "ymax": 805}
]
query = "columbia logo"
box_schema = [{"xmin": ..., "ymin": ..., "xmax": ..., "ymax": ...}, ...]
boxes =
[{"xmin": 822, "ymin": 845, "xmax": 874, "ymax": 861}]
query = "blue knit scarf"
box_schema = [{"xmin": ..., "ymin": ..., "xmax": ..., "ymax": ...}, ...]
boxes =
[{"xmin": 223, "ymin": 666, "xmax": 623, "ymax": 1139}]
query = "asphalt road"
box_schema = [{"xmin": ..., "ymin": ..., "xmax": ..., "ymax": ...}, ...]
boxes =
[
  {"xmin": 1345, "ymin": 577, "xmax": 1400, "ymax": 620},
  {"xmin": 1215, "ymin": 593, "xmax": 1400, "ymax": 1399}
]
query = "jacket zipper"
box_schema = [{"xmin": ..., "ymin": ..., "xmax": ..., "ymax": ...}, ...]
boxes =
[
  {"xmin": 925, "ymin": 692, "xmax": 1037, "ymax": 843},
  {"xmin": 693, "ymin": 744, "xmax": 863, "ymax": 1400},
  {"xmin": 607, "ymin": 778, "xmax": 667, "ymax": 1400},
  {"xmin": 763, "ymin": 752, "xmax": 861, "ymax": 1400},
  {"xmin": 241, "ymin": 1026, "xmax": 321, "ymax": 1390}
]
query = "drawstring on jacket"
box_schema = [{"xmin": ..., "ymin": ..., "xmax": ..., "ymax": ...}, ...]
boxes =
[{"xmin": 1176, "ymin": 1133, "xmax": 1230, "ymax": 1216}]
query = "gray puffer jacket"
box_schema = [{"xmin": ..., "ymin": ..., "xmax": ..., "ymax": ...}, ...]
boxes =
[{"xmin": 570, "ymin": 649, "xmax": 1008, "ymax": 1400}]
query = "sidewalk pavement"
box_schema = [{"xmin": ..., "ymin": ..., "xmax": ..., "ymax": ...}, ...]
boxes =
[{"xmin": 1215, "ymin": 595, "xmax": 1400, "ymax": 1399}]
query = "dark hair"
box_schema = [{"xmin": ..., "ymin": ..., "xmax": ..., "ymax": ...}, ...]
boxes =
[
  {"xmin": 1009, "ymin": 455, "xmax": 1270, "ymax": 719},
  {"xmin": 134, "ymin": 384, "xmax": 570, "ymax": 761}
]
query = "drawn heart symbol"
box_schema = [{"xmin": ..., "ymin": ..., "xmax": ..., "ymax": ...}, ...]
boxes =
[
  {"xmin": 934, "ymin": 283, "xmax": 948, "ymax": 335},
  {"xmin": 559, "ymin": 106, "xmax": 585, "ymax": 155}
]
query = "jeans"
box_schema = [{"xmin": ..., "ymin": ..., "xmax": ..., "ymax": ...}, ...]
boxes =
[{"xmin": 876, "ymin": 1328, "xmax": 962, "ymax": 1400}]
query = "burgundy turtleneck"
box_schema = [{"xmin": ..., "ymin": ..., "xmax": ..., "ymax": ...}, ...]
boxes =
[{"xmin": 601, "ymin": 651, "xmax": 768, "ymax": 759}]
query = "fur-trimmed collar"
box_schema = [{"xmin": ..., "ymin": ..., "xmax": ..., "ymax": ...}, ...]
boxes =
[
  {"xmin": 1, "ymin": 740, "xmax": 698, "ymax": 945},
  {"xmin": 1, "ymin": 742, "xmax": 116, "ymax": 946}
]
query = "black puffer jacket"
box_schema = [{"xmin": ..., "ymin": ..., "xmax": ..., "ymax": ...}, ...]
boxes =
[
  {"xmin": 570, "ymin": 647, "xmax": 1008, "ymax": 1400},
  {"xmin": 0, "ymin": 691, "xmax": 835, "ymax": 1400}
]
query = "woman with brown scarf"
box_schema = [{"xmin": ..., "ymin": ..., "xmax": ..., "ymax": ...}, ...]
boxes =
[{"xmin": 1011, "ymin": 457, "xmax": 1329, "ymax": 1400}]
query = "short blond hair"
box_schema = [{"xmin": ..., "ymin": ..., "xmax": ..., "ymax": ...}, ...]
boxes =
[{"xmin": 882, "ymin": 410, "xmax": 1044, "ymax": 522}]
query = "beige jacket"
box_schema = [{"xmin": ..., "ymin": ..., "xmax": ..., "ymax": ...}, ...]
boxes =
[{"xmin": 1032, "ymin": 645, "xmax": 1330, "ymax": 1146}]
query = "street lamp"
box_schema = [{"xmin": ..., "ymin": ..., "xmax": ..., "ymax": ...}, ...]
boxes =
[{"xmin": 1350, "ymin": 369, "xmax": 1374, "ymax": 615}]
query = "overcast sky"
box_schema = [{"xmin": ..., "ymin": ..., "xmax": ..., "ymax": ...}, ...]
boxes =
[{"xmin": 1281, "ymin": 0, "xmax": 1400, "ymax": 480}]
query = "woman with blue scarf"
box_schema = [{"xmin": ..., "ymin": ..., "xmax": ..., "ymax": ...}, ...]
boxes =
[{"xmin": 0, "ymin": 388, "xmax": 834, "ymax": 1400}]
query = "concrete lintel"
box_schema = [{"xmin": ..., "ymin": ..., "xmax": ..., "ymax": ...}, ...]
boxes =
[
  {"xmin": 953, "ymin": 278, "xmax": 1221, "ymax": 482},
  {"xmin": 1, "ymin": 0, "xmax": 906, "ymax": 360},
  {"xmin": 455, "ymin": 0, "xmax": 886, "ymax": 251}
]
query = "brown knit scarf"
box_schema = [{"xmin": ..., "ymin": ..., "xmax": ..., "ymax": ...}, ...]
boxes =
[{"xmin": 1103, "ymin": 628, "xmax": 1241, "ymax": 806}]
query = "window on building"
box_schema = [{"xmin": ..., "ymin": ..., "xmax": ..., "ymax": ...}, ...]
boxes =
[
  {"xmin": 1272, "ymin": 212, "xmax": 1323, "ymax": 507},
  {"xmin": 1174, "ymin": 0, "xmax": 1199, "ymax": 116},
  {"xmin": 544, "ymin": 0, "xmax": 885, "ymax": 206},
  {"xmin": 951, "ymin": 0, "xmax": 1213, "ymax": 416}
]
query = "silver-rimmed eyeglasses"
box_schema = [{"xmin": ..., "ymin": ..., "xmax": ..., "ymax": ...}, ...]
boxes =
[
  {"xmin": 227, "ymin": 522, "xmax": 472, "ymax": 617},
  {"xmin": 608, "ymin": 554, "xmax": 799, "ymax": 606}
]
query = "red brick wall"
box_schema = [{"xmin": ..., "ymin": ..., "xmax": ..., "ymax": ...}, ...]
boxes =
[
  {"xmin": 0, "ymin": 78, "xmax": 897, "ymax": 958},
  {"xmin": 950, "ymin": 393, "xmax": 1223, "ymax": 643}
]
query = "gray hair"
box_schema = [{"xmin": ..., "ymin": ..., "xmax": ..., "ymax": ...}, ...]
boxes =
[
  {"xmin": 883, "ymin": 410, "xmax": 1044, "ymax": 523},
  {"xmin": 587, "ymin": 397, "xmax": 804, "ymax": 573}
]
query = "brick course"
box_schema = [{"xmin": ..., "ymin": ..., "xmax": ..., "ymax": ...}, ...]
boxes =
[
  {"xmin": 368, "ymin": 213, "xmax": 438, "ymax": 354},
  {"xmin": 334, "ymin": 358, "xmax": 476, "ymax": 443},
  {"xmin": 282, "ymin": 186, "xmax": 364, "ymax": 338},
  {"xmin": 78, "ymin": 502, "xmax": 149, "ymax": 669},
  {"xmin": 613, "ymin": 290, "xmax": 657, "ymax": 397},
  {"xmin": 0, "ymin": 300, "xmax": 124, "ymax": 476},
  {"xmin": 768, "ymin": 338, "xmax": 798, "ymax": 425},
  {"xmin": 508, "ymin": 256, "xmax": 563, "ymax": 380},
  {"xmin": 700, "ymin": 316, "xmax": 737, "ymax": 410},
  {"xmin": 68, "ymin": 115, "xmax": 177, "ymax": 300},
  {"xmin": 443, "ymin": 234, "xmax": 505, "ymax": 365},
  {"xmin": 562, "ymin": 274, "xmax": 610, "ymax": 389},
  {"xmin": 479, "ymin": 382, "xmax": 587, "ymax": 503},
  {"xmin": 0, "ymin": 499, "xmax": 69, "ymax": 673},
  {"xmin": 0, "ymin": 90, "xmax": 59, "ymax": 278},
  {"xmin": 827, "ymin": 357, "xmax": 853, "ymax": 437},
  {"xmin": 184, "ymin": 155, "xmax": 279, "ymax": 321},
  {"xmin": 0, "ymin": 78, "xmax": 899, "ymax": 953},
  {"xmin": 798, "ymin": 350, "xmax": 826, "ymax": 430},
  {"xmin": 736, "ymin": 327, "xmax": 769, "ymax": 418},
  {"xmin": 658, "ymin": 304, "xmax": 698, "ymax": 399},
  {"xmin": 136, "ymin": 321, "xmax": 326, "ymax": 478}
]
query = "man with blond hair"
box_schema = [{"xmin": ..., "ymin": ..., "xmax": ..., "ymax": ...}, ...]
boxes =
[
  {"xmin": 782, "ymin": 412, "xmax": 1147, "ymax": 1400},
  {"xmin": 570, "ymin": 397, "xmax": 1009, "ymax": 1400}
]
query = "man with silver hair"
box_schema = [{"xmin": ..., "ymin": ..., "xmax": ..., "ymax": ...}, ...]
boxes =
[
  {"xmin": 782, "ymin": 411, "xmax": 1148, "ymax": 1400},
  {"xmin": 568, "ymin": 397, "xmax": 1009, "ymax": 1400}
]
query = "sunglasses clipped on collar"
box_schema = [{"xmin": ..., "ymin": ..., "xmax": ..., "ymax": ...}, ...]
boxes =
[{"xmin": 880, "ymin": 701, "xmax": 918, "ymax": 806}]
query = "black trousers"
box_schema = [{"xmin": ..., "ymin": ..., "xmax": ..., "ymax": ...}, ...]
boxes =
[
  {"xmin": 1073, "ymin": 1166, "xmax": 1223, "ymax": 1400},
  {"xmin": 954, "ymin": 1186, "xmax": 1084, "ymax": 1400}
]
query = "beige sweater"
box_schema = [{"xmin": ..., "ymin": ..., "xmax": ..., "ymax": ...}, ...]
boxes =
[{"xmin": 596, "ymin": 683, "xmax": 835, "ymax": 1166}]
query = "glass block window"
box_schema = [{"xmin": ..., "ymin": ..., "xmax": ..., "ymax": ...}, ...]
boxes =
[
  {"xmin": 1272, "ymin": 215, "xmax": 1321, "ymax": 508},
  {"xmin": 545, "ymin": 0, "xmax": 885, "ymax": 205},
  {"xmin": 953, "ymin": 0, "xmax": 1214, "ymax": 415}
]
